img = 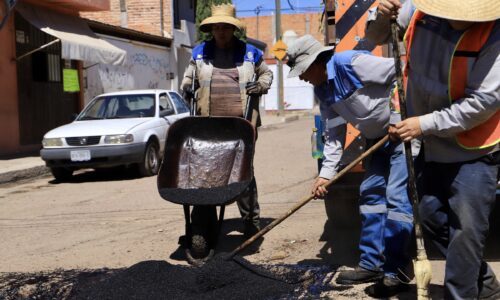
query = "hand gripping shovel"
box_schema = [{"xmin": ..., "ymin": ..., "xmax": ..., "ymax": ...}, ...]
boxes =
[
  {"xmin": 227, "ymin": 135, "xmax": 389, "ymax": 259},
  {"xmin": 390, "ymin": 21, "xmax": 432, "ymax": 299}
]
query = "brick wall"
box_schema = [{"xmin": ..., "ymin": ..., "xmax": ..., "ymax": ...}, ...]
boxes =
[
  {"xmin": 241, "ymin": 13, "xmax": 324, "ymax": 59},
  {"xmin": 81, "ymin": 0, "xmax": 172, "ymax": 37}
]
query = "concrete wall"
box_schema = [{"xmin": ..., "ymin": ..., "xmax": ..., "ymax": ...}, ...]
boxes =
[
  {"xmin": 0, "ymin": 17, "xmax": 20, "ymax": 156},
  {"xmin": 263, "ymin": 63, "xmax": 315, "ymax": 111},
  {"xmin": 83, "ymin": 35, "xmax": 173, "ymax": 105}
]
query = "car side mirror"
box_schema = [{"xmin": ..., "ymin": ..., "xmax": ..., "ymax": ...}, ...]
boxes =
[{"xmin": 160, "ymin": 108, "xmax": 175, "ymax": 117}]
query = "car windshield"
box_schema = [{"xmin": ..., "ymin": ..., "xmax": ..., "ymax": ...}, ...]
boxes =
[{"xmin": 77, "ymin": 94, "xmax": 156, "ymax": 120}]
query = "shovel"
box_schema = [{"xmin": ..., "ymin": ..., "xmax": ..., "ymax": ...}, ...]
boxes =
[
  {"xmin": 227, "ymin": 135, "xmax": 389, "ymax": 259},
  {"xmin": 390, "ymin": 20, "xmax": 432, "ymax": 299}
]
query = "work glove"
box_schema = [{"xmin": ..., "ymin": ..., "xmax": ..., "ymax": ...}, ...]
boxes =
[
  {"xmin": 182, "ymin": 85, "xmax": 196, "ymax": 102},
  {"xmin": 245, "ymin": 81, "xmax": 265, "ymax": 96}
]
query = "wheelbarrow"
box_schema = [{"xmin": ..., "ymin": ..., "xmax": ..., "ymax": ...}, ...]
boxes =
[{"xmin": 157, "ymin": 116, "xmax": 256, "ymax": 264}]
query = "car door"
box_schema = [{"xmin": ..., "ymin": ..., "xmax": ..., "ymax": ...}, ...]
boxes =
[{"xmin": 158, "ymin": 92, "xmax": 179, "ymax": 152}]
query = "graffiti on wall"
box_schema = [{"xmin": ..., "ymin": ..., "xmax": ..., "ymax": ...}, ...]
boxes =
[{"xmin": 84, "ymin": 37, "xmax": 172, "ymax": 104}]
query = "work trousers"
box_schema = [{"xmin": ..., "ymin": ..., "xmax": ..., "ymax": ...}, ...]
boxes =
[
  {"xmin": 191, "ymin": 177, "xmax": 260, "ymax": 245},
  {"xmin": 418, "ymin": 155, "xmax": 499, "ymax": 300},
  {"xmin": 358, "ymin": 140, "xmax": 414, "ymax": 277}
]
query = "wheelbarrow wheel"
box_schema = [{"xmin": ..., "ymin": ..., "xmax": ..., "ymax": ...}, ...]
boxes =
[{"xmin": 185, "ymin": 247, "xmax": 215, "ymax": 266}]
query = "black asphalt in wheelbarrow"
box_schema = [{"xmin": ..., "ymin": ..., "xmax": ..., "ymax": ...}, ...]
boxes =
[{"xmin": 157, "ymin": 116, "xmax": 255, "ymax": 206}]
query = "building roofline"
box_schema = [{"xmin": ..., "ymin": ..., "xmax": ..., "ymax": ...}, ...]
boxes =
[{"xmin": 85, "ymin": 19, "xmax": 173, "ymax": 48}]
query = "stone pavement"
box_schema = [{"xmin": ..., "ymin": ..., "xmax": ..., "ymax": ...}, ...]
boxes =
[{"xmin": 0, "ymin": 110, "xmax": 315, "ymax": 185}]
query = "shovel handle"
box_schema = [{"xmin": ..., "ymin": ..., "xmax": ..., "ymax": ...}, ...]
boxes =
[
  {"xmin": 244, "ymin": 74, "xmax": 257, "ymax": 121},
  {"xmin": 390, "ymin": 20, "xmax": 427, "ymax": 255},
  {"xmin": 228, "ymin": 135, "xmax": 389, "ymax": 259}
]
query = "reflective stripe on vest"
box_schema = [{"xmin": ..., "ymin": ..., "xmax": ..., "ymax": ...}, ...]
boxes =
[{"xmin": 405, "ymin": 11, "xmax": 499, "ymax": 150}]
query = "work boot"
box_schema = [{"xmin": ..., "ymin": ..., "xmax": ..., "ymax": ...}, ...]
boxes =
[
  {"xmin": 336, "ymin": 266, "xmax": 383, "ymax": 285},
  {"xmin": 243, "ymin": 222, "xmax": 261, "ymax": 239},
  {"xmin": 365, "ymin": 276, "xmax": 410, "ymax": 298}
]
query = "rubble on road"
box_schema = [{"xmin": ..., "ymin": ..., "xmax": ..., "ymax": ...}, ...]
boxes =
[{"xmin": 0, "ymin": 257, "xmax": 337, "ymax": 300}]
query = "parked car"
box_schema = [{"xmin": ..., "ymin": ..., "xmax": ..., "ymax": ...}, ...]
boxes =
[{"xmin": 40, "ymin": 89, "xmax": 190, "ymax": 181}]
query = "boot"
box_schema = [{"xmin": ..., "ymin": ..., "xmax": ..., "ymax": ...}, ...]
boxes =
[
  {"xmin": 366, "ymin": 276, "xmax": 410, "ymax": 298},
  {"xmin": 336, "ymin": 266, "xmax": 383, "ymax": 285},
  {"xmin": 243, "ymin": 221, "xmax": 261, "ymax": 239}
]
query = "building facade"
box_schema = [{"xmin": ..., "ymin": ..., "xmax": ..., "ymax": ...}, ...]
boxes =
[
  {"xmin": 0, "ymin": 0, "xmax": 196, "ymax": 156},
  {"xmin": 0, "ymin": 0, "xmax": 128, "ymax": 156}
]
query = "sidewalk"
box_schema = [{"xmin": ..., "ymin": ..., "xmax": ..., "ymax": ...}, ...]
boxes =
[{"xmin": 0, "ymin": 110, "xmax": 315, "ymax": 185}]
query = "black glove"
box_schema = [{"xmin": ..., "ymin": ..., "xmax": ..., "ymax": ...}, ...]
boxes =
[
  {"xmin": 182, "ymin": 86, "xmax": 195, "ymax": 102},
  {"xmin": 245, "ymin": 81, "xmax": 264, "ymax": 95}
]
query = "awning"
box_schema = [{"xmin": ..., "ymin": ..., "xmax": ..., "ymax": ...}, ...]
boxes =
[{"xmin": 16, "ymin": 3, "xmax": 126, "ymax": 65}]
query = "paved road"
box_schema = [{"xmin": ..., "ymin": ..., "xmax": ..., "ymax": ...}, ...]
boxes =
[
  {"xmin": 0, "ymin": 117, "xmax": 321, "ymax": 272},
  {"xmin": 1, "ymin": 116, "xmax": 498, "ymax": 299}
]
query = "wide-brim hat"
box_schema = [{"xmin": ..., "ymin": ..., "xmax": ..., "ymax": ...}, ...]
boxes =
[
  {"xmin": 200, "ymin": 4, "xmax": 243, "ymax": 33},
  {"xmin": 286, "ymin": 34, "xmax": 334, "ymax": 78},
  {"xmin": 413, "ymin": 0, "xmax": 500, "ymax": 22}
]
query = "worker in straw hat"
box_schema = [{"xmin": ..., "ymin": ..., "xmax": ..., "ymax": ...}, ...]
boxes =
[
  {"xmin": 180, "ymin": 3, "xmax": 273, "ymax": 261},
  {"xmin": 366, "ymin": 0, "xmax": 500, "ymax": 299},
  {"xmin": 287, "ymin": 34, "xmax": 419, "ymax": 297}
]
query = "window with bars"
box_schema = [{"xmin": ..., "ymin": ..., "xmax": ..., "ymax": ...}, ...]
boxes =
[{"xmin": 32, "ymin": 52, "xmax": 61, "ymax": 82}]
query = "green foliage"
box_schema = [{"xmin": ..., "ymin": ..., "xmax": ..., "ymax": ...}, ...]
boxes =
[{"xmin": 195, "ymin": 0, "xmax": 246, "ymax": 42}]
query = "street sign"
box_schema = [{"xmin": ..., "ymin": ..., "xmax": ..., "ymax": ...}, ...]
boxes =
[{"xmin": 271, "ymin": 39, "xmax": 288, "ymax": 61}]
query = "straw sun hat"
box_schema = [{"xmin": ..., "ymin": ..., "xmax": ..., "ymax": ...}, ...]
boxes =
[
  {"xmin": 200, "ymin": 4, "xmax": 243, "ymax": 33},
  {"xmin": 413, "ymin": 0, "xmax": 500, "ymax": 22}
]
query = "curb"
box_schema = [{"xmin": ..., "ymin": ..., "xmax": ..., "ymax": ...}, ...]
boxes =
[
  {"xmin": 0, "ymin": 166, "xmax": 50, "ymax": 185},
  {"xmin": 260, "ymin": 111, "xmax": 312, "ymax": 130}
]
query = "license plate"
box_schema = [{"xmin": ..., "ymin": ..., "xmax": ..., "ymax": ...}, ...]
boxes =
[{"xmin": 70, "ymin": 150, "xmax": 91, "ymax": 162}]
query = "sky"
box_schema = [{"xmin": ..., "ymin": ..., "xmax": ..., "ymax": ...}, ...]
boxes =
[{"xmin": 232, "ymin": 0, "xmax": 323, "ymax": 17}]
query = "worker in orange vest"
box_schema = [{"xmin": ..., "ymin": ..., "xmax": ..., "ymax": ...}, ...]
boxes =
[{"xmin": 365, "ymin": 0, "xmax": 499, "ymax": 299}]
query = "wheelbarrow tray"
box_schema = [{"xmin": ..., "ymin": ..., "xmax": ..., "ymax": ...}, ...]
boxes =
[{"xmin": 157, "ymin": 116, "xmax": 255, "ymax": 206}]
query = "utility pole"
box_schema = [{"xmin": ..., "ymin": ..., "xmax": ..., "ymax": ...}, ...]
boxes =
[
  {"xmin": 275, "ymin": 0, "xmax": 285, "ymax": 116},
  {"xmin": 255, "ymin": 5, "xmax": 262, "ymax": 40}
]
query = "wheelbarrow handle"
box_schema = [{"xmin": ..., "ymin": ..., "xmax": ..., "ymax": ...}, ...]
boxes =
[
  {"xmin": 190, "ymin": 69, "xmax": 197, "ymax": 116},
  {"xmin": 244, "ymin": 74, "xmax": 257, "ymax": 122},
  {"xmin": 227, "ymin": 135, "xmax": 390, "ymax": 259}
]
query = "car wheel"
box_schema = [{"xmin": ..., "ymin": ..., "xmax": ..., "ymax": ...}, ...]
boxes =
[
  {"xmin": 50, "ymin": 167, "xmax": 73, "ymax": 181},
  {"xmin": 138, "ymin": 141, "xmax": 160, "ymax": 177}
]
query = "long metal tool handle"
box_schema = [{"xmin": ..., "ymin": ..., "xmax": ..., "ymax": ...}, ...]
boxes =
[
  {"xmin": 390, "ymin": 20, "xmax": 428, "ymax": 261},
  {"xmin": 227, "ymin": 135, "xmax": 389, "ymax": 259},
  {"xmin": 190, "ymin": 69, "xmax": 197, "ymax": 116},
  {"xmin": 244, "ymin": 74, "xmax": 257, "ymax": 121},
  {"xmin": 391, "ymin": 20, "xmax": 431, "ymax": 300}
]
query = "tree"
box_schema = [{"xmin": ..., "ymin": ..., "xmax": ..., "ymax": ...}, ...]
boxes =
[{"xmin": 196, "ymin": 0, "xmax": 246, "ymax": 42}]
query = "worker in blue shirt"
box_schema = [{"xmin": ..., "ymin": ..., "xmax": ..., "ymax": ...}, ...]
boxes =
[{"xmin": 287, "ymin": 34, "xmax": 416, "ymax": 298}]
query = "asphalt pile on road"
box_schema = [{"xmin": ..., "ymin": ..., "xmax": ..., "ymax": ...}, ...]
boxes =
[{"xmin": 0, "ymin": 255, "xmax": 337, "ymax": 300}]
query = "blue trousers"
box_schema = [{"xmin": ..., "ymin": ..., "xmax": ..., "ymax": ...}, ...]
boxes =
[
  {"xmin": 358, "ymin": 140, "xmax": 414, "ymax": 277},
  {"xmin": 418, "ymin": 156, "xmax": 499, "ymax": 299}
]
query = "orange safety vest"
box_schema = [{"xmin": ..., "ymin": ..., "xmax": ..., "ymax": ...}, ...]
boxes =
[{"xmin": 404, "ymin": 11, "xmax": 499, "ymax": 149}]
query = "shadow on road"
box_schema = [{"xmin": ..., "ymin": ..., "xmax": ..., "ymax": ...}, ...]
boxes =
[
  {"xmin": 169, "ymin": 217, "xmax": 275, "ymax": 262},
  {"xmin": 0, "ymin": 257, "xmax": 318, "ymax": 300},
  {"xmin": 48, "ymin": 167, "xmax": 141, "ymax": 184}
]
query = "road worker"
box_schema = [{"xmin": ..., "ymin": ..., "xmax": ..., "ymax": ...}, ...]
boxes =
[
  {"xmin": 365, "ymin": 0, "xmax": 500, "ymax": 299},
  {"xmin": 287, "ymin": 34, "xmax": 416, "ymax": 297}
]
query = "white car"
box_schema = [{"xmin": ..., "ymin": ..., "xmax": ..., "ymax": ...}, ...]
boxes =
[{"xmin": 40, "ymin": 89, "xmax": 190, "ymax": 181}]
